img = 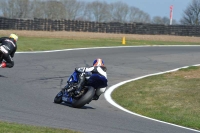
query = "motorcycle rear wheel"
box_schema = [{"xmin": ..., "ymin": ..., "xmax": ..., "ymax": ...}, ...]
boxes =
[{"xmin": 72, "ymin": 86, "xmax": 95, "ymax": 108}]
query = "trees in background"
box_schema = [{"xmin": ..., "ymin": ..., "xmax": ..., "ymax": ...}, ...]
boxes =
[
  {"xmin": 31, "ymin": 0, "xmax": 45, "ymax": 19},
  {"xmin": 181, "ymin": 0, "xmax": 200, "ymax": 25},
  {"xmin": 44, "ymin": 1, "xmax": 65, "ymax": 19},
  {"xmin": 84, "ymin": 1, "xmax": 110, "ymax": 22},
  {"xmin": 108, "ymin": 2, "xmax": 129, "ymax": 23},
  {"xmin": 129, "ymin": 7, "xmax": 151, "ymax": 23},
  {"xmin": 61, "ymin": 0, "xmax": 86, "ymax": 20},
  {"xmin": 152, "ymin": 16, "xmax": 177, "ymax": 25},
  {"xmin": 0, "ymin": 0, "xmax": 152, "ymax": 23},
  {"xmin": 0, "ymin": 0, "xmax": 180, "ymax": 25},
  {"xmin": 0, "ymin": 0, "xmax": 31, "ymax": 18}
]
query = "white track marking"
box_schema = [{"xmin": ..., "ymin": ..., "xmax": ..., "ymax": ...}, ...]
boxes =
[{"xmin": 16, "ymin": 45, "xmax": 200, "ymax": 54}]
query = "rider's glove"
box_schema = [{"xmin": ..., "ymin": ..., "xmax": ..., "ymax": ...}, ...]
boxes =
[
  {"xmin": 0, "ymin": 62, "xmax": 6, "ymax": 68},
  {"xmin": 75, "ymin": 67, "xmax": 86, "ymax": 73}
]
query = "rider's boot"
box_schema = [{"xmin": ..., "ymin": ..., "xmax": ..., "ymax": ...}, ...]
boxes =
[
  {"xmin": 92, "ymin": 94, "xmax": 100, "ymax": 100},
  {"xmin": 0, "ymin": 62, "xmax": 6, "ymax": 68},
  {"xmin": 92, "ymin": 88, "xmax": 106, "ymax": 100},
  {"xmin": 75, "ymin": 73, "xmax": 85, "ymax": 94}
]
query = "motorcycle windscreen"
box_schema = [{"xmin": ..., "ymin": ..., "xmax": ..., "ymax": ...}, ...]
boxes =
[
  {"xmin": 68, "ymin": 71, "xmax": 79, "ymax": 83},
  {"xmin": 86, "ymin": 74, "xmax": 107, "ymax": 89}
]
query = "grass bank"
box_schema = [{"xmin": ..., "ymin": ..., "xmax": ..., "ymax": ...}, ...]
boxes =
[
  {"xmin": 17, "ymin": 36, "xmax": 200, "ymax": 51},
  {"xmin": 112, "ymin": 66, "xmax": 200, "ymax": 130},
  {"xmin": 0, "ymin": 121, "xmax": 80, "ymax": 133},
  {"xmin": 1, "ymin": 31, "xmax": 200, "ymax": 51}
]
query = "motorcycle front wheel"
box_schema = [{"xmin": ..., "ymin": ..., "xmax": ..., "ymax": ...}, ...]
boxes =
[{"xmin": 54, "ymin": 91, "xmax": 63, "ymax": 104}]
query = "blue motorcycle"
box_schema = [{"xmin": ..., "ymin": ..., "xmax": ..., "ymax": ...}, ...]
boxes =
[{"xmin": 54, "ymin": 71, "xmax": 103, "ymax": 108}]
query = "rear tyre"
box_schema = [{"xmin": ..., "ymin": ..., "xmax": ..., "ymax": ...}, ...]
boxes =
[
  {"xmin": 54, "ymin": 91, "xmax": 63, "ymax": 104},
  {"xmin": 72, "ymin": 86, "xmax": 95, "ymax": 108}
]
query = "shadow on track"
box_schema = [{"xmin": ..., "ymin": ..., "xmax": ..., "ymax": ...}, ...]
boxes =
[
  {"xmin": 53, "ymin": 102, "xmax": 95, "ymax": 110},
  {"xmin": 0, "ymin": 75, "xmax": 7, "ymax": 78}
]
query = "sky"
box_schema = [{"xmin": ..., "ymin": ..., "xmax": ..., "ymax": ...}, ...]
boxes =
[{"xmin": 83, "ymin": 0, "xmax": 192, "ymax": 22}]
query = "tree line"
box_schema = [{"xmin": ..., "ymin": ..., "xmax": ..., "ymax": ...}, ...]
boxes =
[
  {"xmin": 0, "ymin": 0, "xmax": 199, "ymax": 25},
  {"xmin": 180, "ymin": 0, "xmax": 200, "ymax": 25}
]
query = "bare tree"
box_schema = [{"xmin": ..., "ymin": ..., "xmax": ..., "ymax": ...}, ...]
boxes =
[
  {"xmin": 84, "ymin": 1, "xmax": 109, "ymax": 22},
  {"xmin": 44, "ymin": 0, "xmax": 65, "ymax": 20},
  {"xmin": 0, "ymin": 0, "xmax": 31, "ymax": 18},
  {"xmin": 61, "ymin": 0, "xmax": 86, "ymax": 20},
  {"xmin": 0, "ymin": 0, "xmax": 16, "ymax": 18},
  {"xmin": 129, "ymin": 7, "xmax": 140, "ymax": 22},
  {"xmin": 30, "ymin": 0, "xmax": 46, "ymax": 18},
  {"xmin": 0, "ymin": 0, "xmax": 9, "ymax": 17},
  {"xmin": 162, "ymin": 17, "xmax": 170, "ymax": 25},
  {"xmin": 109, "ymin": 2, "xmax": 129, "ymax": 23},
  {"xmin": 15, "ymin": 0, "xmax": 30, "ymax": 18},
  {"xmin": 129, "ymin": 7, "xmax": 150, "ymax": 23},
  {"xmin": 140, "ymin": 13, "xmax": 151, "ymax": 23},
  {"xmin": 152, "ymin": 16, "xmax": 163, "ymax": 24},
  {"xmin": 152, "ymin": 16, "xmax": 177, "ymax": 25},
  {"xmin": 180, "ymin": 0, "xmax": 200, "ymax": 25}
]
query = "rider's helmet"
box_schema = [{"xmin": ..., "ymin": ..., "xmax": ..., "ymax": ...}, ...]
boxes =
[
  {"xmin": 93, "ymin": 58, "xmax": 105, "ymax": 67},
  {"xmin": 9, "ymin": 34, "xmax": 18, "ymax": 42}
]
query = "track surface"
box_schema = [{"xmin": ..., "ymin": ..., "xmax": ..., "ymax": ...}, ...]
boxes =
[{"xmin": 0, "ymin": 46, "xmax": 199, "ymax": 133}]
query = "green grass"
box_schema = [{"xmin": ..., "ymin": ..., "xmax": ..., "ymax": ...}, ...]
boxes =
[
  {"xmin": 112, "ymin": 67, "xmax": 200, "ymax": 130},
  {"xmin": 16, "ymin": 36, "xmax": 200, "ymax": 51},
  {"xmin": 179, "ymin": 66, "xmax": 199, "ymax": 71},
  {"xmin": 0, "ymin": 121, "xmax": 80, "ymax": 133}
]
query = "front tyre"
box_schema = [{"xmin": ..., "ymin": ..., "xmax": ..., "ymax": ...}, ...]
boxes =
[
  {"xmin": 54, "ymin": 91, "xmax": 63, "ymax": 104},
  {"xmin": 72, "ymin": 86, "xmax": 95, "ymax": 108}
]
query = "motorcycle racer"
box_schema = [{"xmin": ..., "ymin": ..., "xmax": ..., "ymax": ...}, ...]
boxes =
[
  {"xmin": 68, "ymin": 58, "xmax": 108, "ymax": 100},
  {"xmin": 0, "ymin": 34, "xmax": 18, "ymax": 68}
]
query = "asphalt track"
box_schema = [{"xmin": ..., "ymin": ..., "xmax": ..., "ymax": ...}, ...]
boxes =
[{"xmin": 0, "ymin": 46, "xmax": 200, "ymax": 133}]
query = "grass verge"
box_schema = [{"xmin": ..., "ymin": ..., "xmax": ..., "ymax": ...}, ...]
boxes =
[
  {"xmin": 112, "ymin": 66, "xmax": 200, "ymax": 130},
  {"xmin": 5, "ymin": 36, "xmax": 200, "ymax": 51},
  {"xmin": 0, "ymin": 121, "xmax": 80, "ymax": 133}
]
